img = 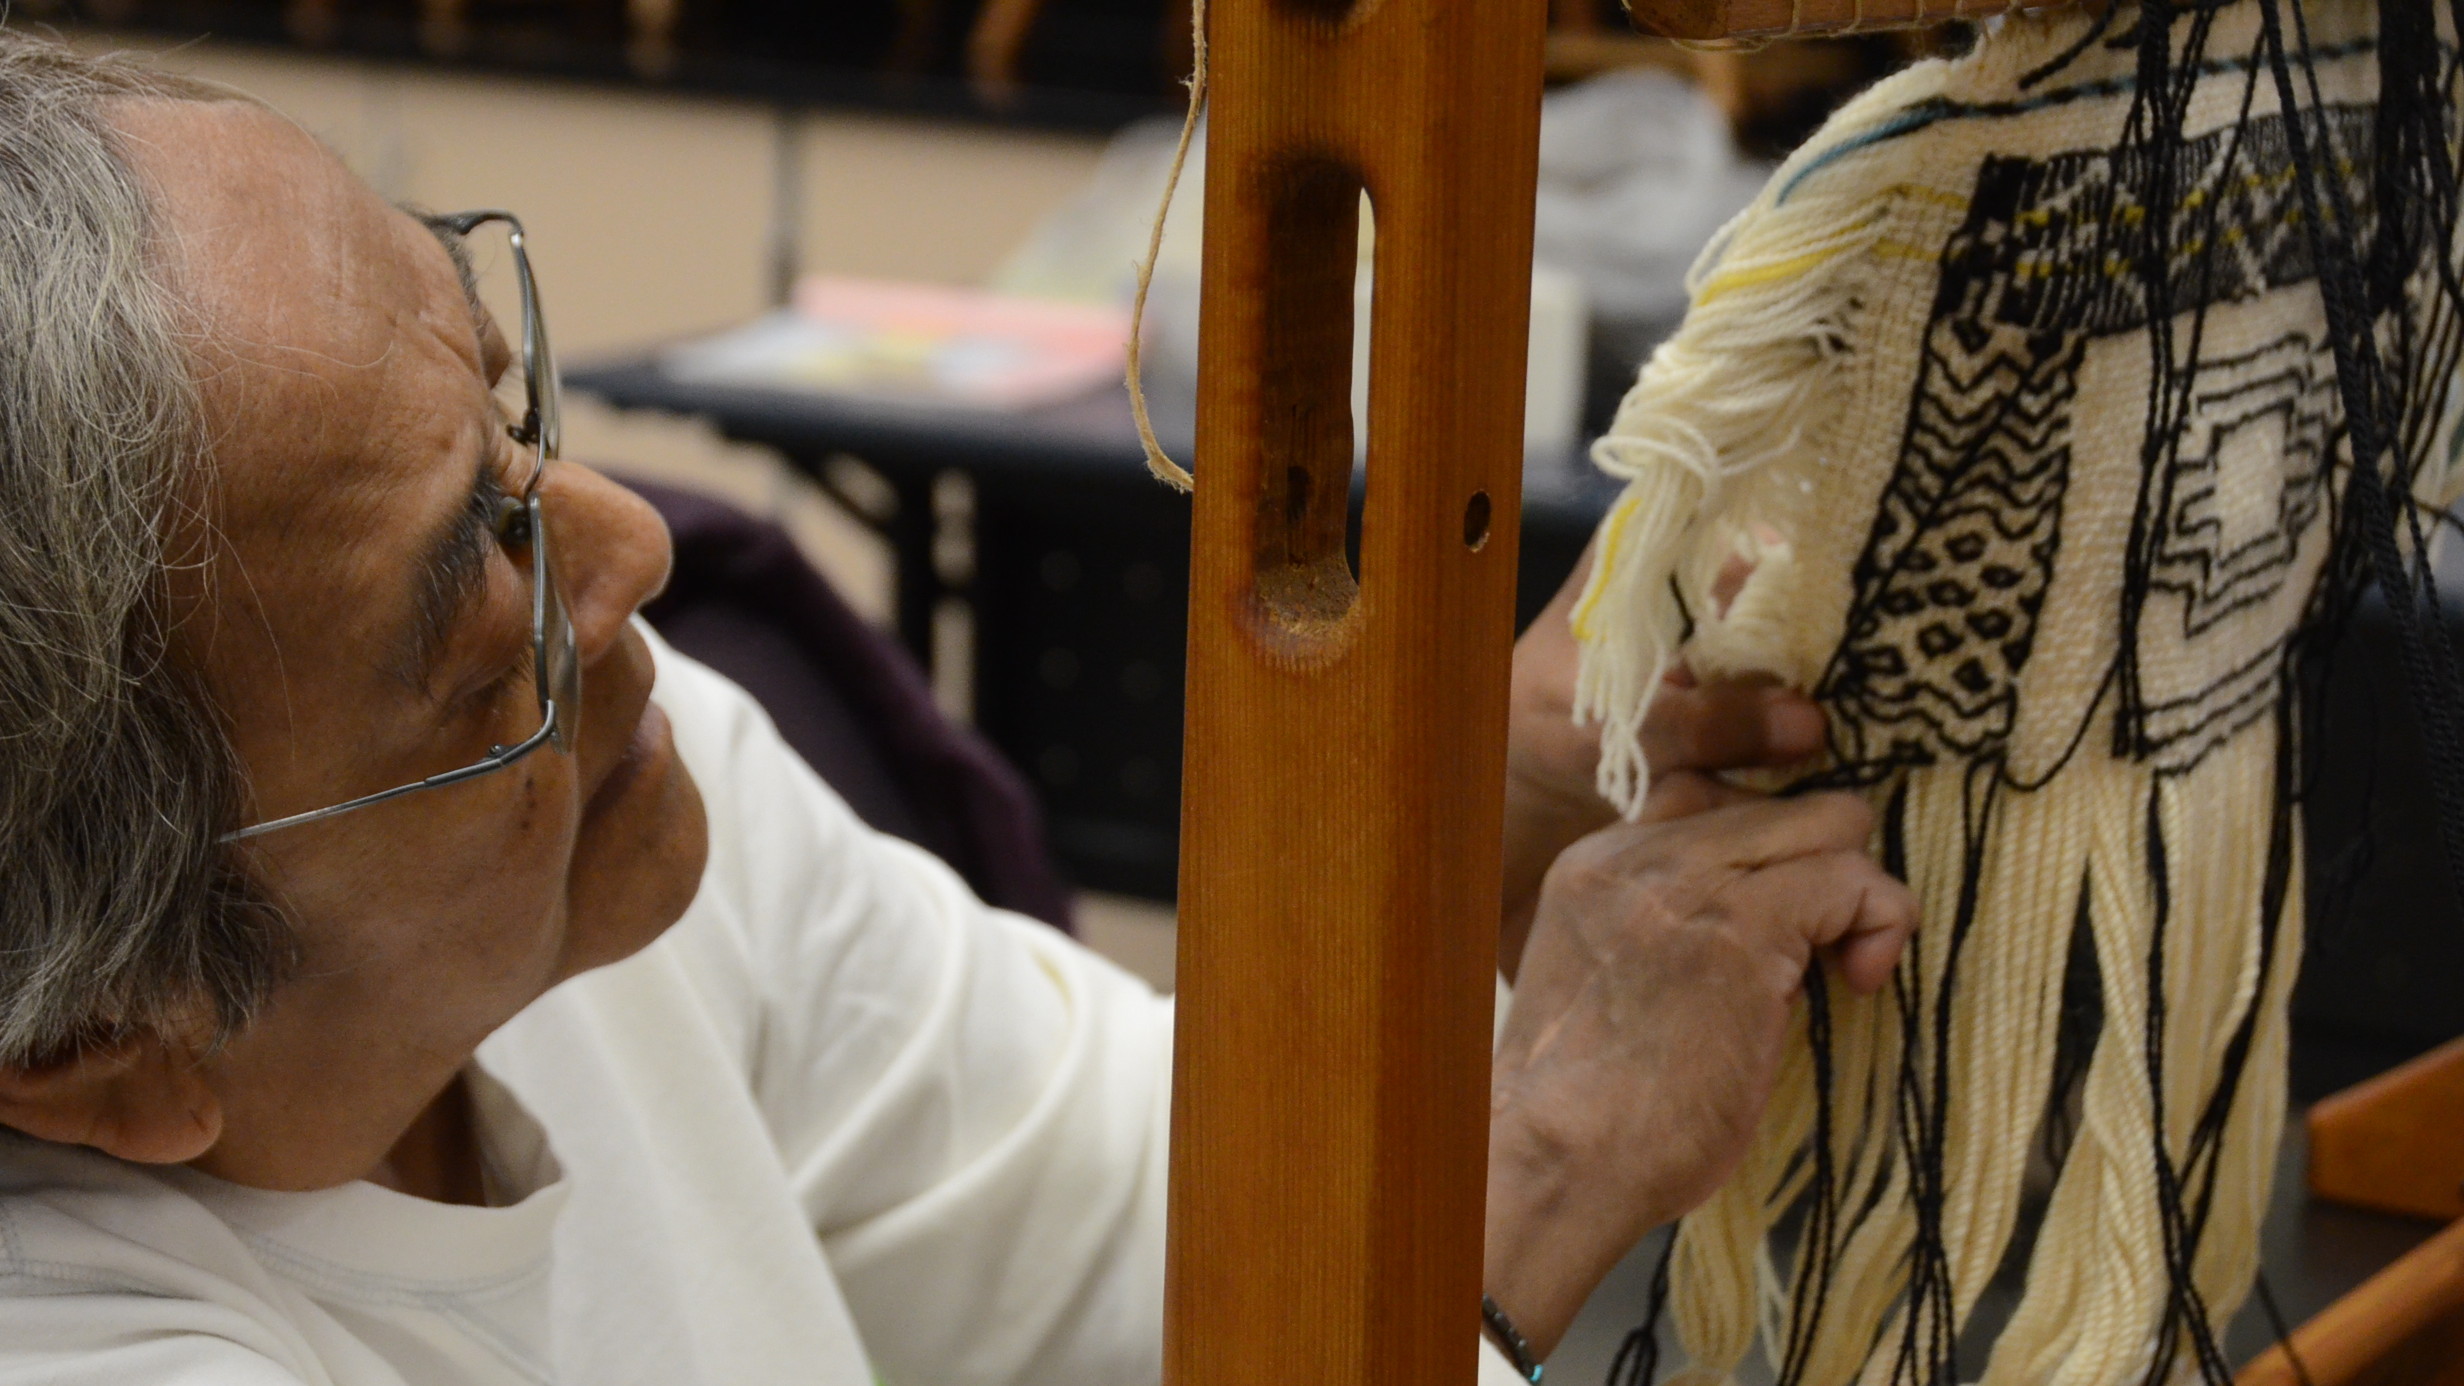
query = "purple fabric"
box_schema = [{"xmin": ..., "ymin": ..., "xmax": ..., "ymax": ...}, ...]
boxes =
[{"xmin": 624, "ymin": 476, "xmax": 1074, "ymax": 931}]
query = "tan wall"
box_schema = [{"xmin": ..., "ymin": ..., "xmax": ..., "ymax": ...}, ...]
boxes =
[{"xmin": 82, "ymin": 33, "xmax": 1108, "ymax": 352}]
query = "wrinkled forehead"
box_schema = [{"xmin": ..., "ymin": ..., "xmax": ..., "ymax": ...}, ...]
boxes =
[
  {"xmin": 108, "ymin": 98, "xmax": 477, "ymax": 468},
  {"xmin": 105, "ymin": 97, "xmax": 494, "ymax": 697}
]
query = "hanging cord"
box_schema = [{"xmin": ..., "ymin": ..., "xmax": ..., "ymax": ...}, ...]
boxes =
[
  {"xmin": 1123, "ymin": 0, "xmax": 1207, "ymax": 492},
  {"xmin": 2112, "ymin": 7, "xmax": 2246, "ymax": 1380},
  {"xmin": 2139, "ymin": 787, "xmax": 2236, "ymax": 1386}
]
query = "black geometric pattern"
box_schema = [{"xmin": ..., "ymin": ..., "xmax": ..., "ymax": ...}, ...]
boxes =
[
  {"xmin": 1822, "ymin": 318, "xmax": 2079, "ymax": 763},
  {"xmin": 2132, "ymin": 332, "xmax": 2341, "ymax": 768},
  {"xmin": 2149, "ymin": 336, "xmax": 2338, "ymax": 639},
  {"xmin": 1817, "ymin": 105, "xmax": 2375, "ymax": 771}
]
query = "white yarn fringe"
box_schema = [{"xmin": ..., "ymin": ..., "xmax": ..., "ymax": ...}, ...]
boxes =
[{"xmin": 1570, "ymin": 137, "xmax": 1894, "ymax": 817}]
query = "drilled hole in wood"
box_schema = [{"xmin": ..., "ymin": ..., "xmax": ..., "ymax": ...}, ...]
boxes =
[{"xmin": 1463, "ymin": 491, "xmax": 1491, "ymax": 551}]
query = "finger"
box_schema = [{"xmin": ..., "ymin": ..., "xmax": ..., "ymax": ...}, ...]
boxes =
[
  {"xmin": 1707, "ymin": 524, "xmax": 1786, "ymax": 617},
  {"xmin": 1649, "ymin": 790, "xmax": 1876, "ymax": 869},
  {"xmin": 1640, "ymin": 681, "xmax": 1827, "ymax": 774},
  {"xmin": 1634, "ymin": 770, "xmax": 1757, "ymax": 824},
  {"xmin": 1722, "ymin": 849, "xmax": 1919, "ymax": 988},
  {"xmin": 1832, "ymin": 924, "xmax": 1912, "ymax": 994}
]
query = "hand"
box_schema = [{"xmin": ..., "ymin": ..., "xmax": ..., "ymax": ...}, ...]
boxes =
[
  {"xmin": 1481, "ymin": 776, "xmax": 1917, "ymax": 1359},
  {"xmin": 1501, "ymin": 544, "xmax": 1829, "ymax": 977}
]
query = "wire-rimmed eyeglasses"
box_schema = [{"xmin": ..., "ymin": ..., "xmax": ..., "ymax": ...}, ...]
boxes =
[{"xmin": 221, "ymin": 210, "xmax": 576, "ymax": 844}]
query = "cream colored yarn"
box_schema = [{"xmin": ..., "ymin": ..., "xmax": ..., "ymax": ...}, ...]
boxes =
[{"xmin": 1573, "ymin": 3, "xmax": 2464, "ymax": 1382}]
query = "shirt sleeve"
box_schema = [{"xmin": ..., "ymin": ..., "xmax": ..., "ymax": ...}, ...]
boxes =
[
  {"xmin": 652, "ymin": 638, "xmax": 1173, "ymax": 1386},
  {"xmin": 0, "ymin": 1327, "xmax": 305, "ymax": 1386}
]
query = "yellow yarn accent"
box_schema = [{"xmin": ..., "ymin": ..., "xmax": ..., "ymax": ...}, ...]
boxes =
[{"xmin": 1692, "ymin": 238, "xmax": 1868, "ymax": 306}]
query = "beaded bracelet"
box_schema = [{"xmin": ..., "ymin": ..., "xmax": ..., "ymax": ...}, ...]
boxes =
[{"xmin": 1480, "ymin": 1294, "xmax": 1544, "ymax": 1383}]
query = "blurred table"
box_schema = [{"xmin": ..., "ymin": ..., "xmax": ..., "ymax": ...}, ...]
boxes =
[{"xmin": 569, "ymin": 357, "xmax": 1621, "ymax": 899}]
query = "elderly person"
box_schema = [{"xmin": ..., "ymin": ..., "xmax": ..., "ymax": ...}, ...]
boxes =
[{"xmin": 0, "ymin": 33, "xmax": 1915, "ymax": 1386}]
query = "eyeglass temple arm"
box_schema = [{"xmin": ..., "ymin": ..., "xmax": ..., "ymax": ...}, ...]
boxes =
[{"xmin": 217, "ymin": 701, "xmax": 562, "ymax": 844}]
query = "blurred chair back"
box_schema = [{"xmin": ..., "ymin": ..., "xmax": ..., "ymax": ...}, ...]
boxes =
[{"xmin": 627, "ymin": 476, "xmax": 1075, "ymax": 930}]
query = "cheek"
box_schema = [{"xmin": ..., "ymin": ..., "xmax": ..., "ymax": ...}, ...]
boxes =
[
  {"xmin": 267, "ymin": 752, "xmax": 585, "ymax": 1002},
  {"xmin": 465, "ymin": 761, "xmax": 586, "ymax": 969}
]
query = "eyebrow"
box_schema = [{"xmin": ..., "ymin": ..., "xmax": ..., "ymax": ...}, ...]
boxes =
[{"xmin": 388, "ymin": 457, "xmax": 507, "ymax": 696}]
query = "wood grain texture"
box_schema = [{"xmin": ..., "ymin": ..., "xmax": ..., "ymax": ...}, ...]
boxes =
[
  {"xmin": 1163, "ymin": 0, "xmax": 1547, "ymax": 1382},
  {"xmin": 1622, "ymin": 0, "xmax": 2074, "ymax": 40},
  {"xmin": 2308, "ymin": 1037, "xmax": 2464, "ymax": 1223},
  {"xmin": 2237, "ymin": 1217, "xmax": 2464, "ymax": 1386}
]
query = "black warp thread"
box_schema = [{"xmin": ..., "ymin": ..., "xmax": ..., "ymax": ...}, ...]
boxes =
[
  {"xmin": 2253, "ymin": 1272, "xmax": 2319, "ymax": 1386},
  {"xmin": 1606, "ymin": 1226, "xmax": 1678, "ymax": 1386},
  {"xmin": 1888, "ymin": 762, "xmax": 2000, "ymax": 1386},
  {"xmin": 1775, "ymin": 964, "xmax": 1843, "ymax": 1386},
  {"xmin": 2117, "ymin": 5, "xmax": 2244, "ymax": 1379},
  {"xmin": 2160, "ymin": 1, "xmax": 2464, "ymax": 1379},
  {"xmin": 2249, "ymin": 0, "xmax": 2464, "ymax": 901}
]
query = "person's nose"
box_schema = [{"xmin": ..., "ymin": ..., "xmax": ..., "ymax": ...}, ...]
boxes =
[{"xmin": 544, "ymin": 463, "xmax": 672, "ymax": 667}]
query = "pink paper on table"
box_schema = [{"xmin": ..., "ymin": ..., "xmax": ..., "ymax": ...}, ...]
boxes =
[{"xmin": 777, "ymin": 276, "xmax": 1129, "ymax": 409}]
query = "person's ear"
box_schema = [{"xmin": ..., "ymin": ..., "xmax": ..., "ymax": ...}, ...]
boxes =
[{"xmin": 0, "ymin": 1031, "xmax": 222, "ymax": 1164}]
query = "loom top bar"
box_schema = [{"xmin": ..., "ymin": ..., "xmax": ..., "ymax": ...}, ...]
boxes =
[{"xmin": 1624, "ymin": 0, "xmax": 2076, "ymax": 40}]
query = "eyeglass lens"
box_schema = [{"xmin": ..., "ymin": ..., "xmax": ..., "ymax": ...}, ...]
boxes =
[{"xmin": 496, "ymin": 222, "xmax": 576, "ymax": 758}]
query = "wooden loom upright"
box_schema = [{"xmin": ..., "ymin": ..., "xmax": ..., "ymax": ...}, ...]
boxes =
[{"xmin": 1163, "ymin": 3, "xmax": 2054, "ymax": 1386}]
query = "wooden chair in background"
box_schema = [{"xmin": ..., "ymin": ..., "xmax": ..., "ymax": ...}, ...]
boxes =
[{"xmin": 2238, "ymin": 1039, "xmax": 2464, "ymax": 1386}]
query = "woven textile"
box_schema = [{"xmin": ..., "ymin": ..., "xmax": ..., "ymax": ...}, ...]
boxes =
[{"xmin": 1574, "ymin": 3, "xmax": 2464, "ymax": 1382}]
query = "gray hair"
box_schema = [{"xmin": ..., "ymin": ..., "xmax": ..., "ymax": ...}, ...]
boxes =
[{"xmin": 0, "ymin": 32, "xmax": 289, "ymax": 1069}]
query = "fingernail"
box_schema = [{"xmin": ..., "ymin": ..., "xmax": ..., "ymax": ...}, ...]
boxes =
[{"xmin": 1769, "ymin": 696, "xmax": 1827, "ymax": 755}]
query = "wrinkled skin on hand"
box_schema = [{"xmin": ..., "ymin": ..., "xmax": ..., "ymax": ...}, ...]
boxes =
[
  {"xmin": 1481, "ymin": 761, "xmax": 1916, "ymax": 1357},
  {"xmin": 1498, "ymin": 546, "xmax": 1828, "ymax": 978}
]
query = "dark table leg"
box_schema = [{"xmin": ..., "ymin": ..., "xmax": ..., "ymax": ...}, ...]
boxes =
[{"xmin": 887, "ymin": 470, "xmax": 942, "ymax": 674}]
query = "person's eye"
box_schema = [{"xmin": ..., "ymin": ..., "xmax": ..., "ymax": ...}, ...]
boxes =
[
  {"xmin": 458, "ymin": 665, "xmax": 523, "ymax": 721},
  {"xmin": 449, "ymin": 634, "xmax": 533, "ymax": 727},
  {"xmin": 491, "ymin": 493, "xmax": 534, "ymax": 550}
]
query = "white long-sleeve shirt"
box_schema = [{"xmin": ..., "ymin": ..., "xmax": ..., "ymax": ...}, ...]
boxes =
[{"xmin": 0, "ymin": 634, "xmax": 1528, "ymax": 1386}]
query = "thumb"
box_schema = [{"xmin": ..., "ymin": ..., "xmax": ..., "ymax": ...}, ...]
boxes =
[{"xmin": 1722, "ymin": 849, "xmax": 1919, "ymax": 994}]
